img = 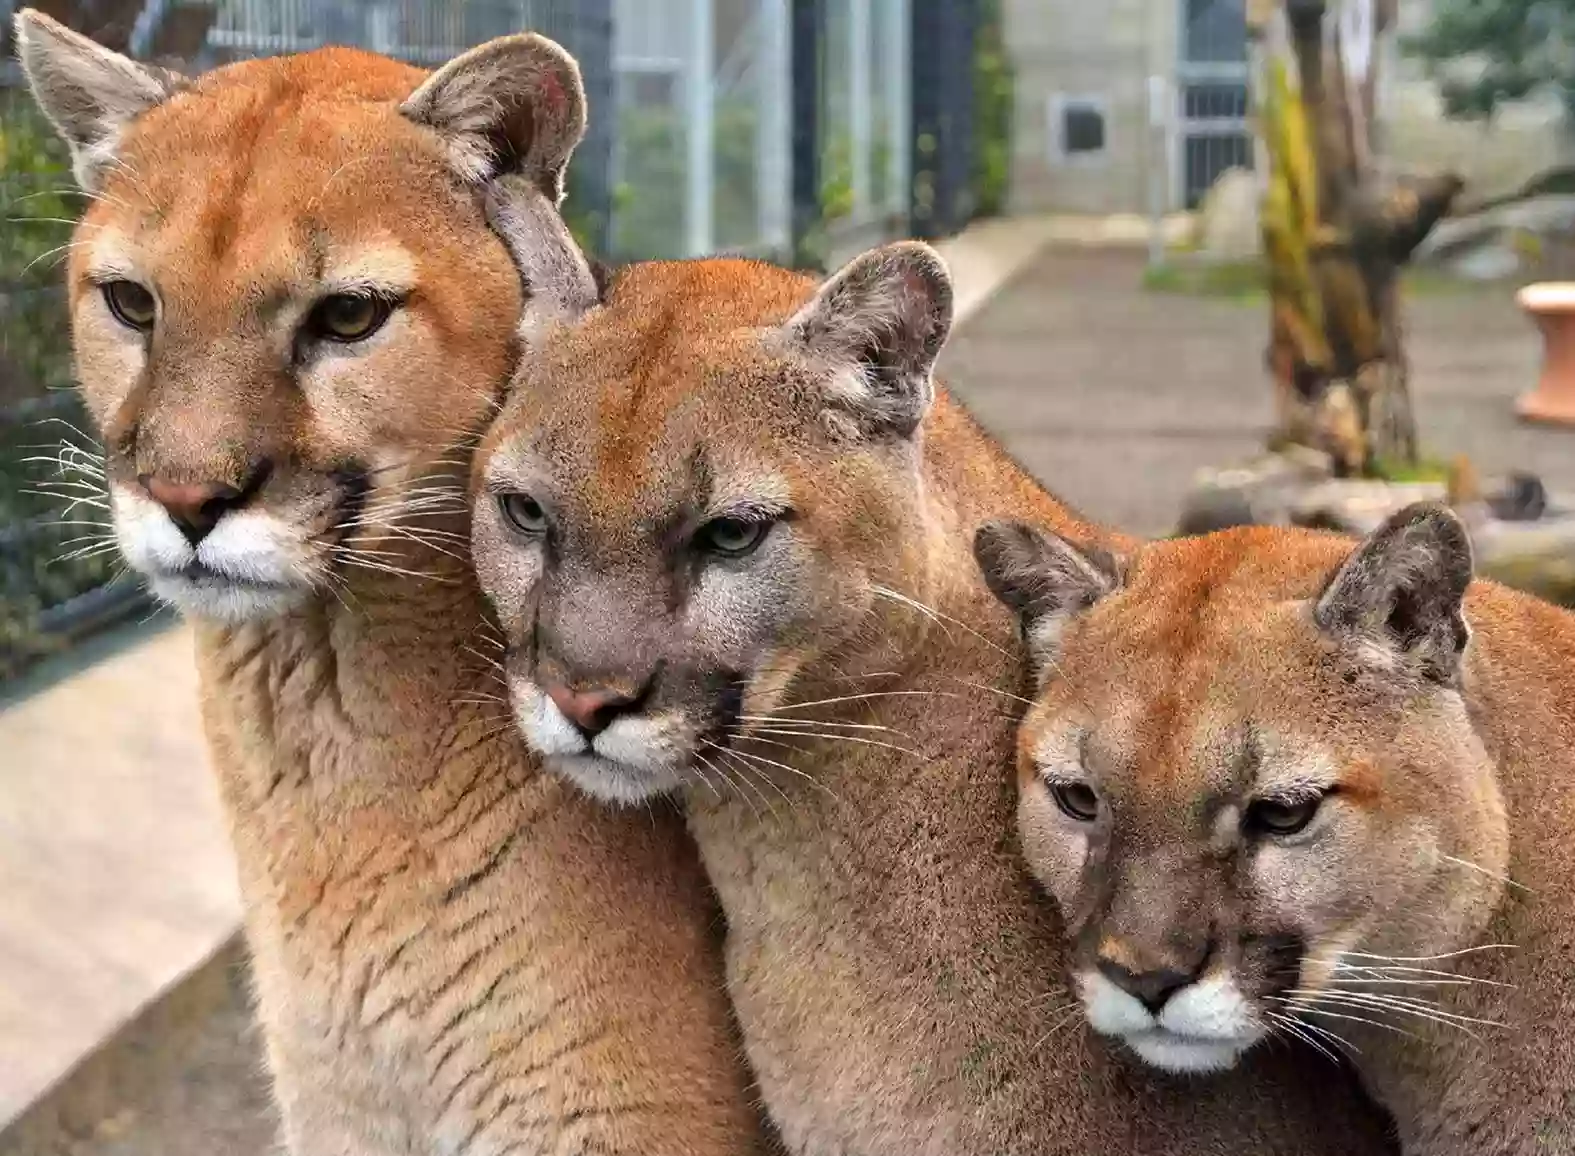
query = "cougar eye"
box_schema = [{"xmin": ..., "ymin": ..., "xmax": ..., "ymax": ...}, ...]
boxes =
[
  {"xmin": 308, "ymin": 293, "xmax": 393, "ymax": 342},
  {"xmin": 698, "ymin": 517, "xmax": 770, "ymax": 558},
  {"xmin": 1245, "ymin": 795, "xmax": 1324, "ymax": 837},
  {"xmin": 102, "ymin": 280, "xmax": 156, "ymax": 330},
  {"xmin": 1050, "ymin": 781, "xmax": 1100, "ymax": 822},
  {"xmin": 499, "ymin": 493, "xmax": 549, "ymax": 535}
]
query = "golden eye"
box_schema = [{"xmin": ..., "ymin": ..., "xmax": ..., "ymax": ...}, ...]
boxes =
[
  {"xmin": 1245, "ymin": 795, "xmax": 1324, "ymax": 837},
  {"xmin": 1050, "ymin": 781, "xmax": 1100, "ymax": 822},
  {"xmin": 102, "ymin": 280, "xmax": 156, "ymax": 330},
  {"xmin": 499, "ymin": 493, "xmax": 549, "ymax": 535},
  {"xmin": 699, "ymin": 517, "xmax": 770, "ymax": 558},
  {"xmin": 309, "ymin": 293, "xmax": 393, "ymax": 342}
]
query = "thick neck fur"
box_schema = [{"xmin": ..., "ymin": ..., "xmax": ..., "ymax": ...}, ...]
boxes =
[
  {"xmin": 685, "ymin": 390, "xmax": 1396, "ymax": 1156},
  {"xmin": 191, "ymin": 483, "xmax": 764, "ymax": 1155},
  {"xmin": 1345, "ymin": 584, "xmax": 1575, "ymax": 1154}
]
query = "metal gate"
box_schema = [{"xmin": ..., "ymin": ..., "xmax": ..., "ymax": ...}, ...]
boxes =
[{"xmin": 1178, "ymin": 0, "xmax": 1252, "ymax": 208}]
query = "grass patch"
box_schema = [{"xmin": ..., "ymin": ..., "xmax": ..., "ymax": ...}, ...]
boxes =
[
  {"xmin": 1141, "ymin": 259, "xmax": 1265, "ymax": 300},
  {"xmin": 1370, "ymin": 456, "xmax": 1453, "ymax": 484},
  {"xmin": 1142, "ymin": 259, "xmax": 1496, "ymax": 303}
]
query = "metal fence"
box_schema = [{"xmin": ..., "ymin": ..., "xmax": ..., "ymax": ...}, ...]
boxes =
[
  {"xmin": 0, "ymin": 0, "xmax": 1000, "ymax": 676},
  {"xmin": 1178, "ymin": 0, "xmax": 1253, "ymax": 209}
]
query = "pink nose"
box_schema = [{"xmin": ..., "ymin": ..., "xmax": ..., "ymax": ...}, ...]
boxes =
[
  {"xmin": 139, "ymin": 475, "xmax": 242, "ymax": 544},
  {"xmin": 544, "ymin": 682, "xmax": 640, "ymax": 736}
]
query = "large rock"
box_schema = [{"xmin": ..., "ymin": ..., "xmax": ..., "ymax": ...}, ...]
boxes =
[
  {"xmin": 1178, "ymin": 452, "xmax": 1575, "ymax": 609},
  {"xmin": 1177, "ymin": 446, "xmax": 1334, "ymax": 535},
  {"xmin": 1194, "ymin": 168, "xmax": 1262, "ymax": 261},
  {"xmin": 1417, "ymin": 194, "xmax": 1575, "ymax": 282}
]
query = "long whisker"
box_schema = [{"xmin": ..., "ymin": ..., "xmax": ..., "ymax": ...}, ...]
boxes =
[
  {"xmin": 736, "ymin": 714, "xmax": 903, "ymax": 734},
  {"xmin": 869, "ymin": 584, "xmax": 1014, "ymax": 658},
  {"xmin": 770, "ymin": 689, "xmax": 963, "ymax": 713},
  {"xmin": 1437, "ymin": 854, "xmax": 1534, "ymax": 894},
  {"xmin": 1266, "ymin": 999, "xmax": 1423, "ymax": 1042},
  {"xmin": 1285, "ymin": 988, "xmax": 1504, "ymax": 1029},
  {"xmin": 711, "ymin": 747, "xmax": 792, "ymax": 819},
  {"xmin": 744, "ymin": 726, "xmax": 919, "ymax": 758},
  {"xmin": 1328, "ymin": 944, "xmax": 1516, "ymax": 964},
  {"xmin": 722, "ymin": 741, "xmax": 841, "ymax": 803}
]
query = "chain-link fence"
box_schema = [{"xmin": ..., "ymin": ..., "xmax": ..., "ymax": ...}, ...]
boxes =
[{"xmin": 0, "ymin": 0, "xmax": 1005, "ymax": 677}]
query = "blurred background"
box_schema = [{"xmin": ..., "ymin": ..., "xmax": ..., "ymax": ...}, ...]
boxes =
[{"xmin": 5, "ymin": 1, "xmax": 1575, "ymax": 1152}]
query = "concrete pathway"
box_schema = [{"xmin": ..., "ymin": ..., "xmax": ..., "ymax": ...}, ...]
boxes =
[
  {"xmin": 0, "ymin": 622, "xmax": 231, "ymax": 1126},
  {"xmin": 940, "ymin": 247, "xmax": 1567, "ymax": 536}
]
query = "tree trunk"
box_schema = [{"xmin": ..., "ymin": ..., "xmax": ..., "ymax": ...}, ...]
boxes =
[{"xmin": 1254, "ymin": 0, "xmax": 1461, "ymax": 475}]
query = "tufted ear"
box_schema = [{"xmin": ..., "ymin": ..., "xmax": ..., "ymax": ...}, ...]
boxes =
[
  {"xmin": 974, "ymin": 521, "xmax": 1120, "ymax": 682},
  {"xmin": 484, "ymin": 174, "xmax": 600, "ymax": 340},
  {"xmin": 15, "ymin": 8, "xmax": 185, "ymax": 192},
  {"xmin": 782, "ymin": 241, "xmax": 953, "ymax": 439},
  {"xmin": 401, "ymin": 32, "xmax": 585, "ymax": 199},
  {"xmin": 1315, "ymin": 501, "xmax": 1473, "ymax": 683}
]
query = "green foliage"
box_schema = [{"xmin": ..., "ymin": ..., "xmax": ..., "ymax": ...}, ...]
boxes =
[
  {"xmin": 610, "ymin": 99, "xmax": 765, "ymax": 261},
  {"xmin": 1, "ymin": 90, "xmax": 121, "ymax": 678},
  {"xmin": 1405, "ymin": 0, "xmax": 1575, "ymax": 119},
  {"xmin": 1, "ymin": 90, "xmax": 76, "ymax": 393},
  {"xmin": 972, "ymin": 0, "xmax": 1014, "ymax": 218}
]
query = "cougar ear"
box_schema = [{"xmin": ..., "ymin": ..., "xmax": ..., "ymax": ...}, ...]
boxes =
[
  {"xmin": 1314, "ymin": 501, "xmax": 1474, "ymax": 683},
  {"xmin": 401, "ymin": 32, "xmax": 585, "ymax": 199},
  {"xmin": 783, "ymin": 241, "xmax": 954, "ymax": 439},
  {"xmin": 484, "ymin": 174, "xmax": 599, "ymax": 340},
  {"xmin": 14, "ymin": 8, "xmax": 185, "ymax": 191},
  {"xmin": 974, "ymin": 521, "xmax": 1120, "ymax": 682}
]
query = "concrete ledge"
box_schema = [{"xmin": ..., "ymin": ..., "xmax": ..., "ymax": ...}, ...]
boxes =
[
  {"xmin": 0, "ymin": 619, "xmax": 238, "ymax": 1127},
  {"xmin": 0, "ymin": 935, "xmax": 274, "ymax": 1156}
]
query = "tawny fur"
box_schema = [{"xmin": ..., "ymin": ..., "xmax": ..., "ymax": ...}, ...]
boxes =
[
  {"xmin": 470, "ymin": 253, "xmax": 1398, "ymax": 1155},
  {"xmin": 27, "ymin": 13, "xmax": 763, "ymax": 1153},
  {"xmin": 997, "ymin": 519, "xmax": 1575, "ymax": 1155}
]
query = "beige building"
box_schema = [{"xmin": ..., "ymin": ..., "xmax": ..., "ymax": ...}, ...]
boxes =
[{"xmin": 1004, "ymin": 0, "xmax": 1574, "ymax": 217}]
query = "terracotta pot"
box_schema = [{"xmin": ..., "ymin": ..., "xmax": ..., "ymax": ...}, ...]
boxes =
[{"xmin": 1516, "ymin": 282, "xmax": 1575, "ymax": 426}]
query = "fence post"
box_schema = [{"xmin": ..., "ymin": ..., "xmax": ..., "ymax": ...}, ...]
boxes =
[
  {"xmin": 789, "ymin": 0, "xmax": 823, "ymax": 266},
  {"xmin": 849, "ymin": 0, "xmax": 872, "ymax": 222},
  {"xmin": 547, "ymin": 0, "xmax": 615, "ymax": 258},
  {"xmin": 684, "ymin": 0, "xmax": 716, "ymax": 256},
  {"xmin": 909, "ymin": 0, "xmax": 977, "ymax": 239},
  {"xmin": 883, "ymin": 0, "xmax": 911, "ymax": 232},
  {"xmin": 758, "ymin": 0, "xmax": 794, "ymax": 259}
]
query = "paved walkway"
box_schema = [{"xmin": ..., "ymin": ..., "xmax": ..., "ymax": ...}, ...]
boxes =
[
  {"xmin": 3, "ymin": 225, "xmax": 1569, "ymax": 1152},
  {"xmin": 941, "ymin": 247, "xmax": 1568, "ymax": 535}
]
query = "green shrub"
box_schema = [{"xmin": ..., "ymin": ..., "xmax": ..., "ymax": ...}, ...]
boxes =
[
  {"xmin": 610, "ymin": 99, "xmax": 763, "ymax": 260},
  {"xmin": 1, "ymin": 90, "xmax": 120, "ymax": 679},
  {"xmin": 972, "ymin": 0, "xmax": 1014, "ymax": 219}
]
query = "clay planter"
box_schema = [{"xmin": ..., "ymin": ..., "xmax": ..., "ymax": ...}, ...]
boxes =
[{"xmin": 1516, "ymin": 282, "xmax": 1575, "ymax": 425}]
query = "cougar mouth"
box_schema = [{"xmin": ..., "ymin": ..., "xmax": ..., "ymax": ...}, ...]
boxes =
[
  {"xmin": 1120, "ymin": 1027, "xmax": 1257, "ymax": 1074},
  {"xmin": 110, "ymin": 467, "xmax": 376, "ymax": 624}
]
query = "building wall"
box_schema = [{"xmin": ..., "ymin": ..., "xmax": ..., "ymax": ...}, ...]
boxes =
[
  {"xmin": 1004, "ymin": 0, "xmax": 1575, "ymax": 218},
  {"xmin": 1004, "ymin": 0, "xmax": 1177, "ymax": 216}
]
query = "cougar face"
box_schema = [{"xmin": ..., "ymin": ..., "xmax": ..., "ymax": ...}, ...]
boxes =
[
  {"xmin": 21, "ymin": 15, "xmax": 584, "ymax": 622},
  {"xmin": 976, "ymin": 508, "xmax": 1507, "ymax": 1074},
  {"xmin": 471, "ymin": 246, "xmax": 952, "ymax": 803}
]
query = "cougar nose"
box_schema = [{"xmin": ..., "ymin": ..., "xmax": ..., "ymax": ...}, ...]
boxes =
[
  {"xmin": 139, "ymin": 462, "xmax": 270, "ymax": 545},
  {"xmin": 1097, "ymin": 959, "xmax": 1199, "ymax": 1013},
  {"xmin": 544, "ymin": 682, "xmax": 642, "ymax": 737}
]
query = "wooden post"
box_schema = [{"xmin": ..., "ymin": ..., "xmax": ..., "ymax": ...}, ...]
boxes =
[{"xmin": 1258, "ymin": 0, "xmax": 1461, "ymax": 475}]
